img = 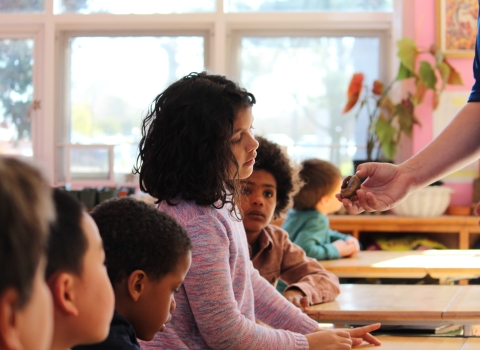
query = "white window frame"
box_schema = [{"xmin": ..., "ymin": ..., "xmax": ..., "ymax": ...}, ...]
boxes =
[{"xmin": 0, "ymin": 0, "xmax": 402, "ymax": 186}]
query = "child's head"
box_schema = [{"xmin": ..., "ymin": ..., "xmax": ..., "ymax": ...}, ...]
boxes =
[
  {"xmin": 90, "ymin": 197, "xmax": 192, "ymax": 341},
  {"xmin": 240, "ymin": 136, "xmax": 296, "ymax": 239},
  {"xmin": 0, "ymin": 157, "xmax": 54, "ymax": 350},
  {"xmin": 135, "ymin": 71, "xmax": 258, "ymax": 214},
  {"xmin": 293, "ymin": 159, "xmax": 343, "ymax": 214},
  {"xmin": 46, "ymin": 188, "xmax": 115, "ymax": 349}
]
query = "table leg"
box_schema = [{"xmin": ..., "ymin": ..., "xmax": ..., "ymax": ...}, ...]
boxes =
[{"xmin": 464, "ymin": 325, "xmax": 473, "ymax": 336}]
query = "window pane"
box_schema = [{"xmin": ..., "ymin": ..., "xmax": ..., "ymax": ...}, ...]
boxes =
[
  {"xmin": 238, "ymin": 36, "xmax": 379, "ymax": 175},
  {"xmin": 226, "ymin": 0, "xmax": 393, "ymax": 12},
  {"xmin": 69, "ymin": 36, "xmax": 204, "ymax": 174},
  {"xmin": 60, "ymin": 0, "xmax": 215, "ymax": 14},
  {"xmin": 0, "ymin": 0, "xmax": 44, "ymax": 13},
  {"xmin": 0, "ymin": 38, "xmax": 34, "ymax": 156},
  {"xmin": 70, "ymin": 147, "xmax": 111, "ymax": 180}
]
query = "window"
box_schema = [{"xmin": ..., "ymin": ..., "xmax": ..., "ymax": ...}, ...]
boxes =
[
  {"xmin": 226, "ymin": 0, "xmax": 393, "ymax": 12},
  {"xmin": 1, "ymin": 0, "xmax": 400, "ymax": 184},
  {"xmin": 0, "ymin": 37, "xmax": 35, "ymax": 156},
  {"xmin": 58, "ymin": 0, "xmax": 215, "ymax": 14},
  {"xmin": 233, "ymin": 33, "xmax": 384, "ymax": 174},
  {"xmin": 61, "ymin": 34, "xmax": 205, "ymax": 180},
  {"xmin": 0, "ymin": 0, "xmax": 44, "ymax": 13}
]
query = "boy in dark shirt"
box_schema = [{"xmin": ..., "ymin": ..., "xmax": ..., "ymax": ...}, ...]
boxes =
[{"xmin": 74, "ymin": 197, "xmax": 192, "ymax": 349}]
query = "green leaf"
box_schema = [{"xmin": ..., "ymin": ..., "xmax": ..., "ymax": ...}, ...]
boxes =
[
  {"xmin": 419, "ymin": 61, "xmax": 437, "ymax": 90},
  {"xmin": 396, "ymin": 62, "xmax": 416, "ymax": 81},
  {"xmin": 397, "ymin": 38, "xmax": 418, "ymax": 73},
  {"xmin": 394, "ymin": 102, "xmax": 420, "ymax": 137},
  {"xmin": 375, "ymin": 118, "xmax": 397, "ymax": 160},
  {"xmin": 437, "ymin": 62, "xmax": 450, "ymax": 92}
]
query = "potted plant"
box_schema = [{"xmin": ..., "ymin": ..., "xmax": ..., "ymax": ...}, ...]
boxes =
[{"xmin": 343, "ymin": 38, "xmax": 463, "ymax": 162}]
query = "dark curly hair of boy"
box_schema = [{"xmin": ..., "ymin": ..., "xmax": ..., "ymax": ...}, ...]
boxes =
[
  {"xmin": 134, "ymin": 71, "xmax": 256, "ymax": 217},
  {"xmin": 252, "ymin": 136, "xmax": 298, "ymax": 218},
  {"xmin": 90, "ymin": 197, "xmax": 193, "ymax": 286}
]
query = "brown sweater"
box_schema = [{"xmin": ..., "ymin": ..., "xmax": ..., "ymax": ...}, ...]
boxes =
[{"xmin": 249, "ymin": 224, "xmax": 340, "ymax": 305}]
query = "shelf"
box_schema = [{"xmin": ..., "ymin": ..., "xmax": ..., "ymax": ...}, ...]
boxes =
[{"xmin": 329, "ymin": 215, "xmax": 480, "ymax": 250}]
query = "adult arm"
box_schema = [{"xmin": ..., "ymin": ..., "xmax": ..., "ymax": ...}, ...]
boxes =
[{"xmin": 340, "ymin": 102, "xmax": 480, "ymax": 214}]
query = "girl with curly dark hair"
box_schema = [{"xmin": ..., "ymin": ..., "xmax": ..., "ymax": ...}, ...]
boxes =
[{"xmin": 134, "ymin": 72, "xmax": 380, "ymax": 349}]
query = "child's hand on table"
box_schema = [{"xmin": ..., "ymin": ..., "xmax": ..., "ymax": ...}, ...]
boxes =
[
  {"xmin": 333, "ymin": 240, "xmax": 357, "ymax": 258},
  {"xmin": 283, "ymin": 289, "xmax": 309, "ymax": 312},
  {"xmin": 346, "ymin": 237, "xmax": 360, "ymax": 256},
  {"xmin": 307, "ymin": 323, "xmax": 381, "ymax": 349}
]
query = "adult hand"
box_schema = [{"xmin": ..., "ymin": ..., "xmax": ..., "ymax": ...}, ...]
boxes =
[
  {"xmin": 333, "ymin": 240, "xmax": 357, "ymax": 258},
  {"xmin": 336, "ymin": 162, "xmax": 417, "ymax": 214},
  {"xmin": 283, "ymin": 289, "xmax": 309, "ymax": 312}
]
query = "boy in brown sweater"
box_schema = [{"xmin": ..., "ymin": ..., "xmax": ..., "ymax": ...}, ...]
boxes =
[{"xmin": 240, "ymin": 136, "xmax": 340, "ymax": 312}]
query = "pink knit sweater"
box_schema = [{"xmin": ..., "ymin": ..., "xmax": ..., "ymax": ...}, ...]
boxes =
[{"xmin": 139, "ymin": 200, "xmax": 318, "ymax": 349}]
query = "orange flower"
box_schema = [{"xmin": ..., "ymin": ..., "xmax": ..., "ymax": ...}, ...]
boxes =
[
  {"xmin": 343, "ymin": 73, "xmax": 364, "ymax": 113},
  {"xmin": 372, "ymin": 80, "xmax": 384, "ymax": 95}
]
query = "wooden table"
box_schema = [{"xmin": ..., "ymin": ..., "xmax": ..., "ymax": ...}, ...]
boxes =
[
  {"xmin": 307, "ymin": 284, "xmax": 480, "ymax": 335},
  {"xmin": 360, "ymin": 336, "xmax": 469, "ymax": 350},
  {"xmin": 318, "ymin": 250, "xmax": 480, "ymax": 284},
  {"xmin": 462, "ymin": 337, "xmax": 480, "ymax": 350}
]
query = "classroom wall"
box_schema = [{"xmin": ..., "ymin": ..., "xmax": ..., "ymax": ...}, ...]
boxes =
[{"xmin": 407, "ymin": 0, "xmax": 476, "ymax": 206}]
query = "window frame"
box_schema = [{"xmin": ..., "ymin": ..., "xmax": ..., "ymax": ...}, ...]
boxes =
[{"xmin": 0, "ymin": 0, "xmax": 402, "ymax": 186}]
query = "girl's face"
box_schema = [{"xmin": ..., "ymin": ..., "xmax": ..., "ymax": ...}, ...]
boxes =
[{"xmin": 230, "ymin": 107, "xmax": 258, "ymax": 179}]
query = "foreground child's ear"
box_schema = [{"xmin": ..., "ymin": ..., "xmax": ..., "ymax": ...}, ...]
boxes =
[
  {"xmin": 127, "ymin": 270, "xmax": 146, "ymax": 302},
  {"xmin": 47, "ymin": 273, "xmax": 78, "ymax": 316},
  {"xmin": 0, "ymin": 289, "xmax": 23, "ymax": 349}
]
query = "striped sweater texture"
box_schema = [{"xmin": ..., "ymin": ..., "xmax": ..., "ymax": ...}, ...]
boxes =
[{"xmin": 139, "ymin": 200, "xmax": 318, "ymax": 349}]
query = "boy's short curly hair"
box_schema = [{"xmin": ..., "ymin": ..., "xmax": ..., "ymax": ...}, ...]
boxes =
[
  {"xmin": 293, "ymin": 158, "xmax": 342, "ymax": 211},
  {"xmin": 252, "ymin": 136, "xmax": 298, "ymax": 218},
  {"xmin": 134, "ymin": 72, "xmax": 256, "ymax": 217},
  {"xmin": 90, "ymin": 197, "xmax": 193, "ymax": 285}
]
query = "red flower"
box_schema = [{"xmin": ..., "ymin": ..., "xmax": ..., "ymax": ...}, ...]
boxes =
[{"xmin": 343, "ymin": 73, "xmax": 364, "ymax": 113}]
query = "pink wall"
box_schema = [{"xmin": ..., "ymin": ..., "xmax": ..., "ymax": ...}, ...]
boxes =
[{"xmin": 407, "ymin": 0, "xmax": 475, "ymax": 206}]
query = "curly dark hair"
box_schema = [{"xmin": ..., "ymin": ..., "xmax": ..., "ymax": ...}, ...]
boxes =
[
  {"xmin": 134, "ymin": 72, "xmax": 256, "ymax": 217},
  {"xmin": 252, "ymin": 136, "xmax": 298, "ymax": 218},
  {"xmin": 90, "ymin": 197, "xmax": 193, "ymax": 285},
  {"xmin": 293, "ymin": 158, "xmax": 342, "ymax": 211},
  {"xmin": 46, "ymin": 188, "xmax": 87, "ymax": 279},
  {"xmin": 0, "ymin": 157, "xmax": 54, "ymax": 307}
]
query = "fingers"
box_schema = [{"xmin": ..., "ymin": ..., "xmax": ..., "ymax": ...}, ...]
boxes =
[
  {"xmin": 347, "ymin": 323, "xmax": 381, "ymax": 338},
  {"xmin": 342, "ymin": 197, "xmax": 365, "ymax": 214},
  {"xmin": 361, "ymin": 332, "xmax": 382, "ymax": 346},
  {"xmin": 351, "ymin": 337, "xmax": 363, "ymax": 347},
  {"xmin": 474, "ymin": 201, "xmax": 480, "ymax": 217},
  {"xmin": 300, "ymin": 297, "xmax": 309, "ymax": 312}
]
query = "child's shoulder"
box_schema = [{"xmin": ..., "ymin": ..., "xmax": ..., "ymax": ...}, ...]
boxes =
[{"xmin": 158, "ymin": 200, "xmax": 234, "ymax": 228}]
